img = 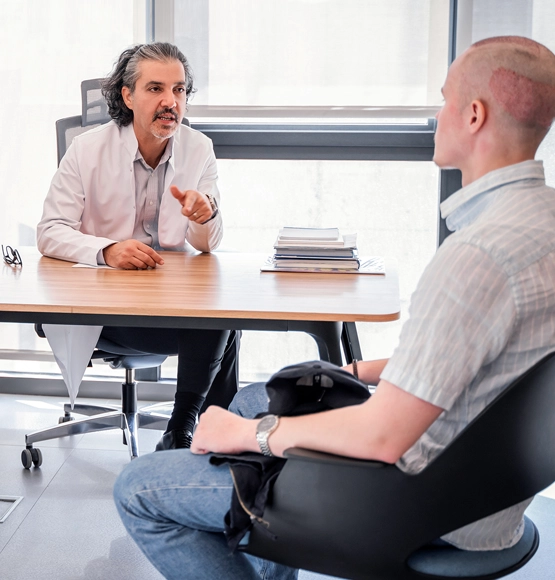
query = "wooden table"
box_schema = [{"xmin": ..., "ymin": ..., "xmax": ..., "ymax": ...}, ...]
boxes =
[{"xmin": 0, "ymin": 249, "xmax": 400, "ymax": 364}]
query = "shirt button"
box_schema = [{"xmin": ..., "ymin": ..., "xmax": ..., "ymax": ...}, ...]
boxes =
[
  {"xmin": 146, "ymin": 225, "xmax": 150, "ymax": 229},
  {"xmin": 150, "ymin": 201, "xmax": 153, "ymax": 205}
]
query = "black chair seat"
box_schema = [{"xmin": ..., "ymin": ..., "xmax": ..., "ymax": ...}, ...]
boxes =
[
  {"xmin": 95, "ymin": 337, "xmax": 167, "ymax": 369},
  {"xmin": 407, "ymin": 516, "xmax": 538, "ymax": 578}
]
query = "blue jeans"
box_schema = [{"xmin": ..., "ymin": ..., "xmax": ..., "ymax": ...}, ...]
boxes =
[{"xmin": 114, "ymin": 383, "xmax": 299, "ymax": 580}]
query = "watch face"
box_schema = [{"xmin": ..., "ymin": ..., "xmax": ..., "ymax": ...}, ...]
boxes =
[
  {"xmin": 257, "ymin": 414, "xmax": 277, "ymax": 433},
  {"xmin": 207, "ymin": 194, "xmax": 217, "ymax": 211}
]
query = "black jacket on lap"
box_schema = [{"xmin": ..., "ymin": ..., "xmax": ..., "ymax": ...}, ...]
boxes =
[{"xmin": 210, "ymin": 360, "xmax": 370, "ymax": 550}]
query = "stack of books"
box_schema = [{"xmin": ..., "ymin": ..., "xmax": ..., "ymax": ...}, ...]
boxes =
[{"xmin": 261, "ymin": 227, "xmax": 384, "ymax": 274}]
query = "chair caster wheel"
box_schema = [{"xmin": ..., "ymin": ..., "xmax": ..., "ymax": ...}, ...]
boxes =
[
  {"xmin": 58, "ymin": 414, "xmax": 74, "ymax": 424},
  {"xmin": 21, "ymin": 449, "xmax": 32, "ymax": 469},
  {"xmin": 22, "ymin": 447, "xmax": 42, "ymax": 469}
]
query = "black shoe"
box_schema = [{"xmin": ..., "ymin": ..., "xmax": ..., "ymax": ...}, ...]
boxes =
[{"xmin": 155, "ymin": 429, "xmax": 193, "ymax": 451}]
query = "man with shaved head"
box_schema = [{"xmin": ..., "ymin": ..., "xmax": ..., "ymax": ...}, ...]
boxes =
[
  {"xmin": 435, "ymin": 35, "xmax": 555, "ymax": 183},
  {"xmin": 114, "ymin": 37, "xmax": 555, "ymax": 580}
]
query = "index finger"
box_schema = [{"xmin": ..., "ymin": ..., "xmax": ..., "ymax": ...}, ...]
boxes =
[
  {"xmin": 136, "ymin": 242, "xmax": 164, "ymax": 265},
  {"xmin": 181, "ymin": 189, "xmax": 200, "ymax": 214},
  {"xmin": 170, "ymin": 185, "xmax": 185, "ymax": 204}
]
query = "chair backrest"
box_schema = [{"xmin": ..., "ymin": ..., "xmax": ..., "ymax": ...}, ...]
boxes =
[
  {"xmin": 55, "ymin": 79, "xmax": 111, "ymax": 165},
  {"xmin": 81, "ymin": 78, "xmax": 109, "ymax": 126},
  {"xmin": 247, "ymin": 352, "xmax": 555, "ymax": 579},
  {"xmin": 55, "ymin": 116, "xmax": 102, "ymax": 165}
]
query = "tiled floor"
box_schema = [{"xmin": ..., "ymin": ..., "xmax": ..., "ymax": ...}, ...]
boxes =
[
  {"xmin": 0, "ymin": 394, "xmax": 166, "ymax": 580},
  {"xmin": 1, "ymin": 393, "xmax": 554, "ymax": 579}
]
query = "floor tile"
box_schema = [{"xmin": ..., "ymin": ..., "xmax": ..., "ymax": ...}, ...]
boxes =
[
  {"xmin": 0, "ymin": 447, "xmax": 164, "ymax": 580},
  {"xmin": 0, "ymin": 444, "xmax": 72, "ymax": 552}
]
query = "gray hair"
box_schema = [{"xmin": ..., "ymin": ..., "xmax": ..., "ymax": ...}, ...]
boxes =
[{"xmin": 101, "ymin": 42, "xmax": 196, "ymax": 127}]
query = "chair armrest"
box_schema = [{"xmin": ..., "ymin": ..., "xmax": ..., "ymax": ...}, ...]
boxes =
[{"xmin": 284, "ymin": 447, "xmax": 389, "ymax": 468}]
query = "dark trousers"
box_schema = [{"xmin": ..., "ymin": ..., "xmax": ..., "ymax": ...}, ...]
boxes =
[{"xmin": 99, "ymin": 326, "xmax": 241, "ymax": 418}]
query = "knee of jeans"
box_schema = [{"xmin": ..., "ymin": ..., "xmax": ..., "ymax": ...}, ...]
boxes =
[{"xmin": 228, "ymin": 382, "xmax": 269, "ymax": 418}]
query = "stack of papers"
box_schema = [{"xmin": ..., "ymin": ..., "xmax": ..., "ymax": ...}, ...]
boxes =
[{"xmin": 261, "ymin": 227, "xmax": 385, "ymax": 274}]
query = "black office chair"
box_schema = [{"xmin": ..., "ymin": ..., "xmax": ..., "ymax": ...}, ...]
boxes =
[{"xmin": 246, "ymin": 352, "xmax": 555, "ymax": 579}]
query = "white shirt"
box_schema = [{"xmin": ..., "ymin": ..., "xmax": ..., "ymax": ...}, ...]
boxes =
[
  {"xmin": 37, "ymin": 121, "xmax": 223, "ymax": 265},
  {"xmin": 382, "ymin": 160, "xmax": 555, "ymax": 550},
  {"xmin": 132, "ymin": 143, "xmax": 172, "ymax": 249}
]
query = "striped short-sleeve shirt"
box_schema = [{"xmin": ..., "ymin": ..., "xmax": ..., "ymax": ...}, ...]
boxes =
[{"xmin": 381, "ymin": 160, "xmax": 555, "ymax": 550}]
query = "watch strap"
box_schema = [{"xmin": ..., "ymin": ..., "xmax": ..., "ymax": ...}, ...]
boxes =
[
  {"xmin": 201, "ymin": 193, "xmax": 219, "ymax": 224},
  {"xmin": 256, "ymin": 415, "xmax": 280, "ymax": 456}
]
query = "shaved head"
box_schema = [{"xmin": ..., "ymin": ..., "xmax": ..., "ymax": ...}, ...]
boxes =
[{"xmin": 457, "ymin": 36, "xmax": 555, "ymax": 140}]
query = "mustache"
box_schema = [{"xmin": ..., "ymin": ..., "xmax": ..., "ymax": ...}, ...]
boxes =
[{"xmin": 153, "ymin": 108, "xmax": 178, "ymax": 122}]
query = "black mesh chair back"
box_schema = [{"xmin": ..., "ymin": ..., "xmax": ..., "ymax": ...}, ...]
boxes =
[
  {"xmin": 55, "ymin": 115, "xmax": 101, "ymax": 165},
  {"xmin": 55, "ymin": 79, "xmax": 111, "ymax": 165},
  {"xmin": 81, "ymin": 78, "xmax": 109, "ymax": 126}
]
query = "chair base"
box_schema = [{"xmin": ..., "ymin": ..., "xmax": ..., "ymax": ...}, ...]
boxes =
[{"xmin": 22, "ymin": 380, "xmax": 172, "ymax": 467}]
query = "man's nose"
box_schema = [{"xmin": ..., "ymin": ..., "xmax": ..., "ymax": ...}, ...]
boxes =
[{"xmin": 160, "ymin": 90, "xmax": 176, "ymax": 108}]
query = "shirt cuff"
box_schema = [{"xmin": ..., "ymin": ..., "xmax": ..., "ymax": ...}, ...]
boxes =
[{"xmin": 97, "ymin": 248, "xmax": 107, "ymax": 265}]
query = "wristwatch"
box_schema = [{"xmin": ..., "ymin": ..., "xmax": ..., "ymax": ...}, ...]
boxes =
[
  {"xmin": 256, "ymin": 414, "xmax": 280, "ymax": 456},
  {"xmin": 201, "ymin": 193, "xmax": 219, "ymax": 224}
]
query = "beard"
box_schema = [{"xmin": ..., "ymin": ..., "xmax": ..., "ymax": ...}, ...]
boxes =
[
  {"xmin": 151, "ymin": 107, "xmax": 180, "ymax": 139},
  {"xmin": 151, "ymin": 123, "xmax": 178, "ymax": 139}
]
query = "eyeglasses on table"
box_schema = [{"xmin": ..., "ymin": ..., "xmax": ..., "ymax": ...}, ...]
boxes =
[{"xmin": 2, "ymin": 245, "xmax": 23, "ymax": 266}]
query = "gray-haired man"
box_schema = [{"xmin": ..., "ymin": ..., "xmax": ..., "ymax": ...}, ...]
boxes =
[{"xmin": 38, "ymin": 43, "xmax": 240, "ymax": 450}]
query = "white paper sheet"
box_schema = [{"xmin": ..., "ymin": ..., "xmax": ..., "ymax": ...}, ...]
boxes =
[
  {"xmin": 43, "ymin": 324, "xmax": 103, "ymax": 407},
  {"xmin": 72, "ymin": 263, "xmax": 114, "ymax": 269}
]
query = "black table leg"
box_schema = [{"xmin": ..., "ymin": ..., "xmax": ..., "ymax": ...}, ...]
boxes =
[
  {"xmin": 341, "ymin": 322, "xmax": 363, "ymax": 364},
  {"xmin": 288, "ymin": 321, "xmax": 362, "ymax": 366}
]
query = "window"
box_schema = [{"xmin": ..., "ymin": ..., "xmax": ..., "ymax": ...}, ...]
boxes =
[
  {"xmin": 0, "ymin": 0, "xmax": 140, "ymax": 246},
  {"xmin": 168, "ymin": 0, "xmax": 450, "ymax": 121}
]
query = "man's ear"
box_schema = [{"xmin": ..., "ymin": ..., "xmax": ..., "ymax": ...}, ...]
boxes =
[
  {"xmin": 121, "ymin": 86, "xmax": 133, "ymax": 110},
  {"xmin": 468, "ymin": 99, "xmax": 486, "ymax": 134}
]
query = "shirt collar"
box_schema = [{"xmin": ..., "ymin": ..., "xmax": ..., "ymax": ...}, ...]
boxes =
[
  {"xmin": 440, "ymin": 160, "xmax": 546, "ymax": 232},
  {"xmin": 133, "ymin": 136, "xmax": 174, "ymax": 169}
]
